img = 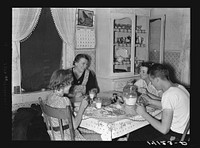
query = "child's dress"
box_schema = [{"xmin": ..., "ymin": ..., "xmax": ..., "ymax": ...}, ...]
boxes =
[{"xmin": 45, "ymin": 92, "xmax": 85, "ymax": 140}]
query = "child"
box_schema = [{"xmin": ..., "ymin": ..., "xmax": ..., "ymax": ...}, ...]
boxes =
[
  {"xmin": 46, "ymin": 69, "xmax": 88, "ymax": 140},
  {"xmin": 46, "ymin": 69, "xmax": 101, "ymax": 141},
  {"xmin": 127, "ymin": 62, "xmax": 163, "ymax": 106},
  {"xmin": 136, "ymin": 62, "xmax": 162, "ymax": 98}
]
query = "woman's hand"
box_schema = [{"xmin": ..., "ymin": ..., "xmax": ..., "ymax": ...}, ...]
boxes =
[
  {"xmin": 137, "ymin": 87, "xmax": 147, "ymax": 94},
  {"xmin": 90, "ymin": 88, "xmax": 98, "ymax": 94}
]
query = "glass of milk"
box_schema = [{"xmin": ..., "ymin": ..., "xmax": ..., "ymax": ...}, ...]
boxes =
[
  {"xmin": 96, "ymin": 98, "xmax": 102, "ymax": 109},
  {"xmin": 89, "ymin": 89, "xmax": 97, "ymax": 101}
]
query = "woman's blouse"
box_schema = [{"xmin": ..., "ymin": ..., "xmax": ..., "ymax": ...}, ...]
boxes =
[
  {"xmin": 134, "ymin": 79, "xmax": 162, "ymax": 97},
  {"xmin": 71, "ymin": 68, "xmax": 99, "ymax": 94}
]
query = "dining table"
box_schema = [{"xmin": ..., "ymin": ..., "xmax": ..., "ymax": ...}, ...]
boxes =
[{"xmin": 74, "ymin": 91, "xmax": 162, "ymax": 141}]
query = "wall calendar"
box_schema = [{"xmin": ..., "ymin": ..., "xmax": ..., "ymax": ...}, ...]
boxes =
[{"xmin": 76, "ymin": 28, "xmax": 95, "ymax": 48}]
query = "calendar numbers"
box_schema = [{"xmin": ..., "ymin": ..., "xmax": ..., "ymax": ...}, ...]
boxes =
[{"xmin": 76, "ymin": 28, "xmax": 95, "ymax": 48}]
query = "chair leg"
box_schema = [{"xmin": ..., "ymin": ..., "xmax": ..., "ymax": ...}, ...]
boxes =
[{"xmin": 126, "ymin": 133, "xmax": 129, "ymax": 139}]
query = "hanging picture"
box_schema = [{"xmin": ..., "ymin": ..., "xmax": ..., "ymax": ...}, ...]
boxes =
[{"xmin": 77, "ymin": 9, "xmax": 94, "ymax": 27}]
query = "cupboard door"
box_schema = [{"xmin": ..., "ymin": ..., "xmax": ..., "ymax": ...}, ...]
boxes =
[{"xmin": 111, "ymin": 13, "xmax": 135, "ymax": 75}]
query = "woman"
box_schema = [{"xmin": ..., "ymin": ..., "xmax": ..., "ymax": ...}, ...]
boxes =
[
  {"xmin": 68, "ymin": 54, "xmax": 100, "ymax": 102},
  {"xmin": 128, "ymin": 62, "xmax": 163, "ymax": 102}
]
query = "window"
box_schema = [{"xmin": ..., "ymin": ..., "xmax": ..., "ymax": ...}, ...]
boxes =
[{"xmin": 20, "ymin": 8, "xmax": 62, "ymax": 92}]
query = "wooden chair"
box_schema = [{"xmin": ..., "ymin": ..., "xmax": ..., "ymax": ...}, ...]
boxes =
[
  {"xmin": 38, "ymin": 97, "xmax": 75, "ymax": 140},
  {"xmin": 180, "ymin": 118, "xmax": 190, "ymax": 141}
]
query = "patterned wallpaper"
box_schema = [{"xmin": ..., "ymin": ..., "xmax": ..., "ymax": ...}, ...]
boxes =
[
  {"xmin": 149, "ymin": 50, "xmax": 181, "ymax": 82},
  {"xmin": 164, "ymin": 50, "xmax": 181, "ymax": 82},
  {"xmin": 149, "ymin": 51, "xmax": 160, "ymax": 63}
]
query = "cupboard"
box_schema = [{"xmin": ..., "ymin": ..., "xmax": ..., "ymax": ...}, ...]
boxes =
[{"xmin": 96, "ymin": 8, "xmax": 151, "ymax": 91}]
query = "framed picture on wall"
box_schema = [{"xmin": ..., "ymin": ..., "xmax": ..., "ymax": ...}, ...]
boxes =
[{"xmin": 77, "ymin": 9, "xmax": 94, "ymax": 27}]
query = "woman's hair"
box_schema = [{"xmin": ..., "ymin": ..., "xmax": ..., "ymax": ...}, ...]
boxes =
[
  {"xmin": 140, "ymin": 61, "xmax": 155, "ymax": 74},
  {"xmin": 148, "ymin": 63, "xmax": 170, "ymax": 81},
  {"xmin": 48, "ymin": 69, "xmax": 73, "ymax": 90},
  {"xmin": 73, "ymin": 54, "xmax": 91, "ymax": 67},
  {"xmin": 141, "ymin": 61, "xmax": 154, "ymax": 69}
]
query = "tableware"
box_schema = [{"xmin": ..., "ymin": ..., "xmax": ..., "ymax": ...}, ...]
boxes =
[
  {"xmin": 84, "ymin": 105, "xmax": 126, "ymax": 120},
  {"xmin": 124, "ymin": 95, "xmax": 137, "ymax": 105},
  {"xmin": 116, "ymin": 48, "xmax": 129, "ymax": 58},
  {"xmin": 101, "ymin": 98, "xmax": 112, "ymax": 107},
  {"xmin": 89, "ymin": 93, "xmax": 95, "ymax": 100},
  {"xmin": 96, "ymin": 98, "xmax": 102, "ymax": 109},
  {"xmin": 89, "ymin": 89, "xmax": 97, "ymax": 100},
  {"xmin": 123, "ymin": 83, "xmax": 138, "ymax": 106},
  {"xmin": 116, "ymin": 56, "xmax": 124, "ymax": 63}
]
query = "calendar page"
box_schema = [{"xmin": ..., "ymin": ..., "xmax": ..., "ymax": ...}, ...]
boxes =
[{"xmin": 76, "ymin": 27, "xmax": 96, "ymax": 49}]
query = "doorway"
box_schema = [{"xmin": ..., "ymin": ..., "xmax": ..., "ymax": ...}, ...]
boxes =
[{"xmin": 148, "ymin": 15, "xmax": 166, "ymax": 63}]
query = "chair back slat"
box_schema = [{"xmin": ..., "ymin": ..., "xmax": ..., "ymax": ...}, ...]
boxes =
[
  {"xmin": 48, "ymin": 116, "xmax": 55, "ymax": 140},
  {"xmin": 180, "ymin": 118, "xmax": 190, "ymax": 141},
  {"xmin": 38, "ymin": 97, "xmax": 75, "ymax": 141},
  {"xmin": 67, "ymin": 106, "xmax": 75, "ymax": 140}
]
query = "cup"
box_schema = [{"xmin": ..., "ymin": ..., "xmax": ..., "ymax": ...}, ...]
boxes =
[
  {"xmin": 89, "ymin": 92, "xmax": 95, "ymax": 100},
  {"xmin": 89, "ymin": 89, "xmax": 97, "ymax": 100},
  {"xmin": 96, "ymin": 98, "xmax": 102, "ymax": 109}
]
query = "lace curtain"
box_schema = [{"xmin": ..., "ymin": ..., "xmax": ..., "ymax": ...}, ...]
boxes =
[
  {"xmin": 50, "ymin": 8, "xmax": 76, "ymax": 69},
  {"xmin": 178, "ymin": 9, "xmax": 190, "ymax": 86},
  {"xmin": 12, "ymin": 8, "xmax": 41, "ymax": 93}
]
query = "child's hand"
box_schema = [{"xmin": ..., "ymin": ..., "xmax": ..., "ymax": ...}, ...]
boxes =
[{"xmin": 79, "ymin": 96, "xmax": 89, "ymax": 110}]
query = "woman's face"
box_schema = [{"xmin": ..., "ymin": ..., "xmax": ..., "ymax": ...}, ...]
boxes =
[
  {"xmin": 139, "ymin": 66, "xmax": 148, "ymax": 79},
  {"xmin": 75, "ymin": 58, "xmax": 88, "ymax": 73}
]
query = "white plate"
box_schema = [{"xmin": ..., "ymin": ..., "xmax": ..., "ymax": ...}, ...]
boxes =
[{"xmin": 116, "ymin": 48, "xmax": 128, "ymax": 58}]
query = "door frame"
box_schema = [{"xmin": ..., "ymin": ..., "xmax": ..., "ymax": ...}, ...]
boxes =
[{"xmin": 149, "ymin": 14, "xmax": 166, "ymax": 63}]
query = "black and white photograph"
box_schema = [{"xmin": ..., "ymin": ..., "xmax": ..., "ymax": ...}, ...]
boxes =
[
  {"xmin": 11, "ymin": 7, "xmax": 192, "ymax": 145},
  {"xmin": 77, "ymin": 9, "xmax": 94, "ymax": 27}
]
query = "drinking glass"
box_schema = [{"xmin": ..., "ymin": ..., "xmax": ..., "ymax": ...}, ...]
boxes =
[{"xmin": 96, "ymin": 98, "xmax": 102, "ymax": 109}]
